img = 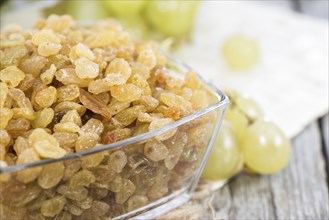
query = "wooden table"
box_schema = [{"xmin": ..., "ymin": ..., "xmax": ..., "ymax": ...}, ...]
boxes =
[{"xmin": 211, "ymin": 114, "xmax": 329, "ymax": 219}]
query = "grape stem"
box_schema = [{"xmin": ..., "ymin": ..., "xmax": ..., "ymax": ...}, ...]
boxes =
[{"xmin": 228, "ymin": 94, "xmax": 256, "ymax": 125}]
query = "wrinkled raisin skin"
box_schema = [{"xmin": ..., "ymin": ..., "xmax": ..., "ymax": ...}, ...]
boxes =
[{"xmin": 79, "ymin": 89, "xmax": 112, "ymax": 121}]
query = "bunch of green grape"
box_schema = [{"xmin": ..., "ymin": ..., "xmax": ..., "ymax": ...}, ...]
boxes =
[
  {"xmin": 202, "ymin": 91, "xmax": 291, "ymax": 180},
  {"xmin": 45, "ymin": 0, "xmax": 198, "ymax": 40}
]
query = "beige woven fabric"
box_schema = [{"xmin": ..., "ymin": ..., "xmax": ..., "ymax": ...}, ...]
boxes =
[{"xmin": 176, "ymin": 1, "xmax": 328, "ymax": 139}]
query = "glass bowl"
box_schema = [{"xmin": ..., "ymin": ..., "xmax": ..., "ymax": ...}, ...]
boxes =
[{"xmin": 0, "ymin": 55, "xmax": 228, "ymax": 220}]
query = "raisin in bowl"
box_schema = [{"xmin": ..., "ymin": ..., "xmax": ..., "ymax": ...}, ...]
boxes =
[{"xmin": 0, "ymin": 15, "xmax": 228, "ymax": 219}]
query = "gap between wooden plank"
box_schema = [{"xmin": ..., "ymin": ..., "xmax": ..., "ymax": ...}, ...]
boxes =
[
  {"xmin": 319, "ymin": 114, "xmax": 329, "ymax": 187},
  {"xmin": 291, "ymin": 0, "xmax": 302, "ymax": 12},
  {"xmin": 270, "ymin": 122, "xmax": 328, "ymax": 219},
  {"xmin": 212, "ymin": 173, "xmax": 276, "ymax": 219}
]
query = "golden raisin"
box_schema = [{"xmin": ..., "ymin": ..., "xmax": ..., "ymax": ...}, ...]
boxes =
[
  {"xmin": 0, "ymin": 108, "xmax": 13, "ymax": 129},
  {"xmin": 0, "ymin": 82, "xmax": 8, "ymax": 108},
  {"xmin": 19, "ymin": 55, "xmax": 47, "ymax": 77},
  {"xmin": 160, "ymin": 92, "xmax": 192, "ymax": 112},
  {"xmin": 18, "ymin": 74, "xmax": 36, "ymax": 92},
  {"xmin": 75, "ymin": 57, "xmax": 99, "ymax": 79},
  {"xmin": 149, "ymin": 118, "xmax": 177, "ymax": 141},
  {"xmin": 8, "ymin": 88, "xmax": 33, "ymax": 110},
  {"xmin": 114, "ymin": 105, "xmax": 145, "ymax": 127},
  {"xmin": 57, "ymin": 84, "xmax": 80, "ymax": 102},
  {"xmin": 137, "ymin": 49, "xmax": 156, "ymax": 70},
  {"xmin": 54, "ymin": 101, "xmax": 86, "ymax": 116},
  {"xmin": 79, "ymin": 89, "xmax": 112, "ymax": 121},
  {"xmin": 105, "ymin": 58, "xmax": 131, "ymax": 82},
  {"xmin": 35, "ymin": 86, "xmax": 57, "ymax": 108},
  {"xmin": 84, "ymin": 31, "xmax": 116, "ymax": 48},
  {"xmin": 184, "ymin": 71, "xmax": 200, "ymax": 91},
  {"xmin": 40, "ymin": 64, "xmax": 57, "ymax": 85},
  {"xmin": 74, "ymin": 43, "xmax": 95, "ymax": 60},
  {"xmin": 29, "ymin": 128, "xmax": 66, "ymax": 159},
  {"xmin": 0, "ymin": 66, "xmax": 25, "ymax": 88},
  {"xmin": 107, "ymin": 98, "xmax": 130, "ymax": 116},
  {"xmin": 110, "ymin": 84, "xmax": 142, "ymax": 103},
  {"xmin": 6, "ymin": 118, "xmax": 31, "ymax": 138},
  {"xmin": 55, "ymin": 68, "xmax": 91, "ymax": 87},
  {"xmin": 38, "ymin": 42, "xmax": 62, "ymax": 57},
  {"xmin": 16, "ymin": 148, "xmax": 41, "ymax": 183},
  {"xmin": 31, "ymin": 108, "xmax": 54, "ymax": 128},
  {"xmin": 144, "ymin": 139, "xmax": 168, "ymax": 162},
  {"xmin": 45, "ymin": 14, "xmax": 73, "ymax": 32},
  {"xmin": 32, "ymin": 29, "xmax": 61, "ymax": 46}
]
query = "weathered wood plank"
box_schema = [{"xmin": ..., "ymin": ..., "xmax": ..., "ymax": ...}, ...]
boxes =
[
  {"xmin": 270, "ymin": 122, "xmax": 328, "ymax": 219},
  {"xmin": 210, "ymin": 184, "xmax": 232, "ymax": 219},
  {"xmin": 210, "ymin": 122, "xmax": 329, "ymax": 219},
  {"xmin": 298, "ymin": 0, "xmax": 329, "ymax": 19},
  {"xmin": 226, "ymin": 174, "xmax": 276, "ymax": 219}
]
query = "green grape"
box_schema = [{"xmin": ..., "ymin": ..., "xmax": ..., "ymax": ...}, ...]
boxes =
[
  {"xmin": 224, "ymin": 91, "xmax": 263, "ymax": 138},
  {"xmin": 224, "ymin": 106, "xmax": 248, "ymax": 140},
  {"xmin": 240, "ymin": 119, "xmax": 290, "ymax": 174},
  {"xmin": 120, "ymin": 17, "xmax": 149, "ymax": 39},
  {"xmin": 103, "ymin": 0, "xmax": 146, "ymax": 17},
  {"xmin": 145, "ymin": 1, "xmax": 198, "ymax": 37},
  {"xmin": 222, "ymin": 34, "xmax": 259, "ymax": 70},
  {"xmin": 202, "ymin": 120, "xmax": 243, "ymax": 180},
  {"xmin": 235, "ymin": 94, "xmax": 263, "ymax": 121},
  {"xmin": 65, "ymin": 1, "xmax": 108, "ymax": 21}
]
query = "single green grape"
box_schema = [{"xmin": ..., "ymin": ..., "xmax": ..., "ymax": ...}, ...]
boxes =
[
  {"xmin": 103, "ymin": 0, "xmax": 146, "ymax": 17},
  {"xmin": 65, "ymin": 1, "xmax": 108, "ymax": 20},
  {"xmin": 120, "ymin": 17, "xmax": 150, "ymax": 39},
  {"xmin": 235, "ymin": 94, "xmax": 263, "ymax": 121},
  {"xmin": 145, "ymin": 1, "xmax": 198, "ymax": 37},
  {"xmin": 202, "ymin": 120, "xmax": 243, "ymax": 180},
  {"xmin": 224, "ymin": 91, "xmax": 263, "ymax": 139},
  {"xmin": 222, "ymin": 34, "xmax": 259, "ymax": 70},
  {"xmin": 224, "ymin": 106, "xmax": 249, "ymax": 140},
  {"xmin": 240, "ymin": 119, "xmax": 290, "ymax": 174}
]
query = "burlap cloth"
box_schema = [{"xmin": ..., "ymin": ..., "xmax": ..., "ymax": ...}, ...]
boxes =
[{"xmin": 156, "ymin": 180, "xmax": 226, "ymax": 220}]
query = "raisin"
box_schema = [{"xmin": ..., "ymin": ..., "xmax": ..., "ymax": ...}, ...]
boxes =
[{"xmin": 79, "ymin": 89, "xmax": 111, "ymax": 121}]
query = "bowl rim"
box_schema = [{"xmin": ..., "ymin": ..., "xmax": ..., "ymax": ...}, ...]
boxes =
[{"xmin": 0, "ymin": 54, "xmax": 229, "ymax": 174}]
